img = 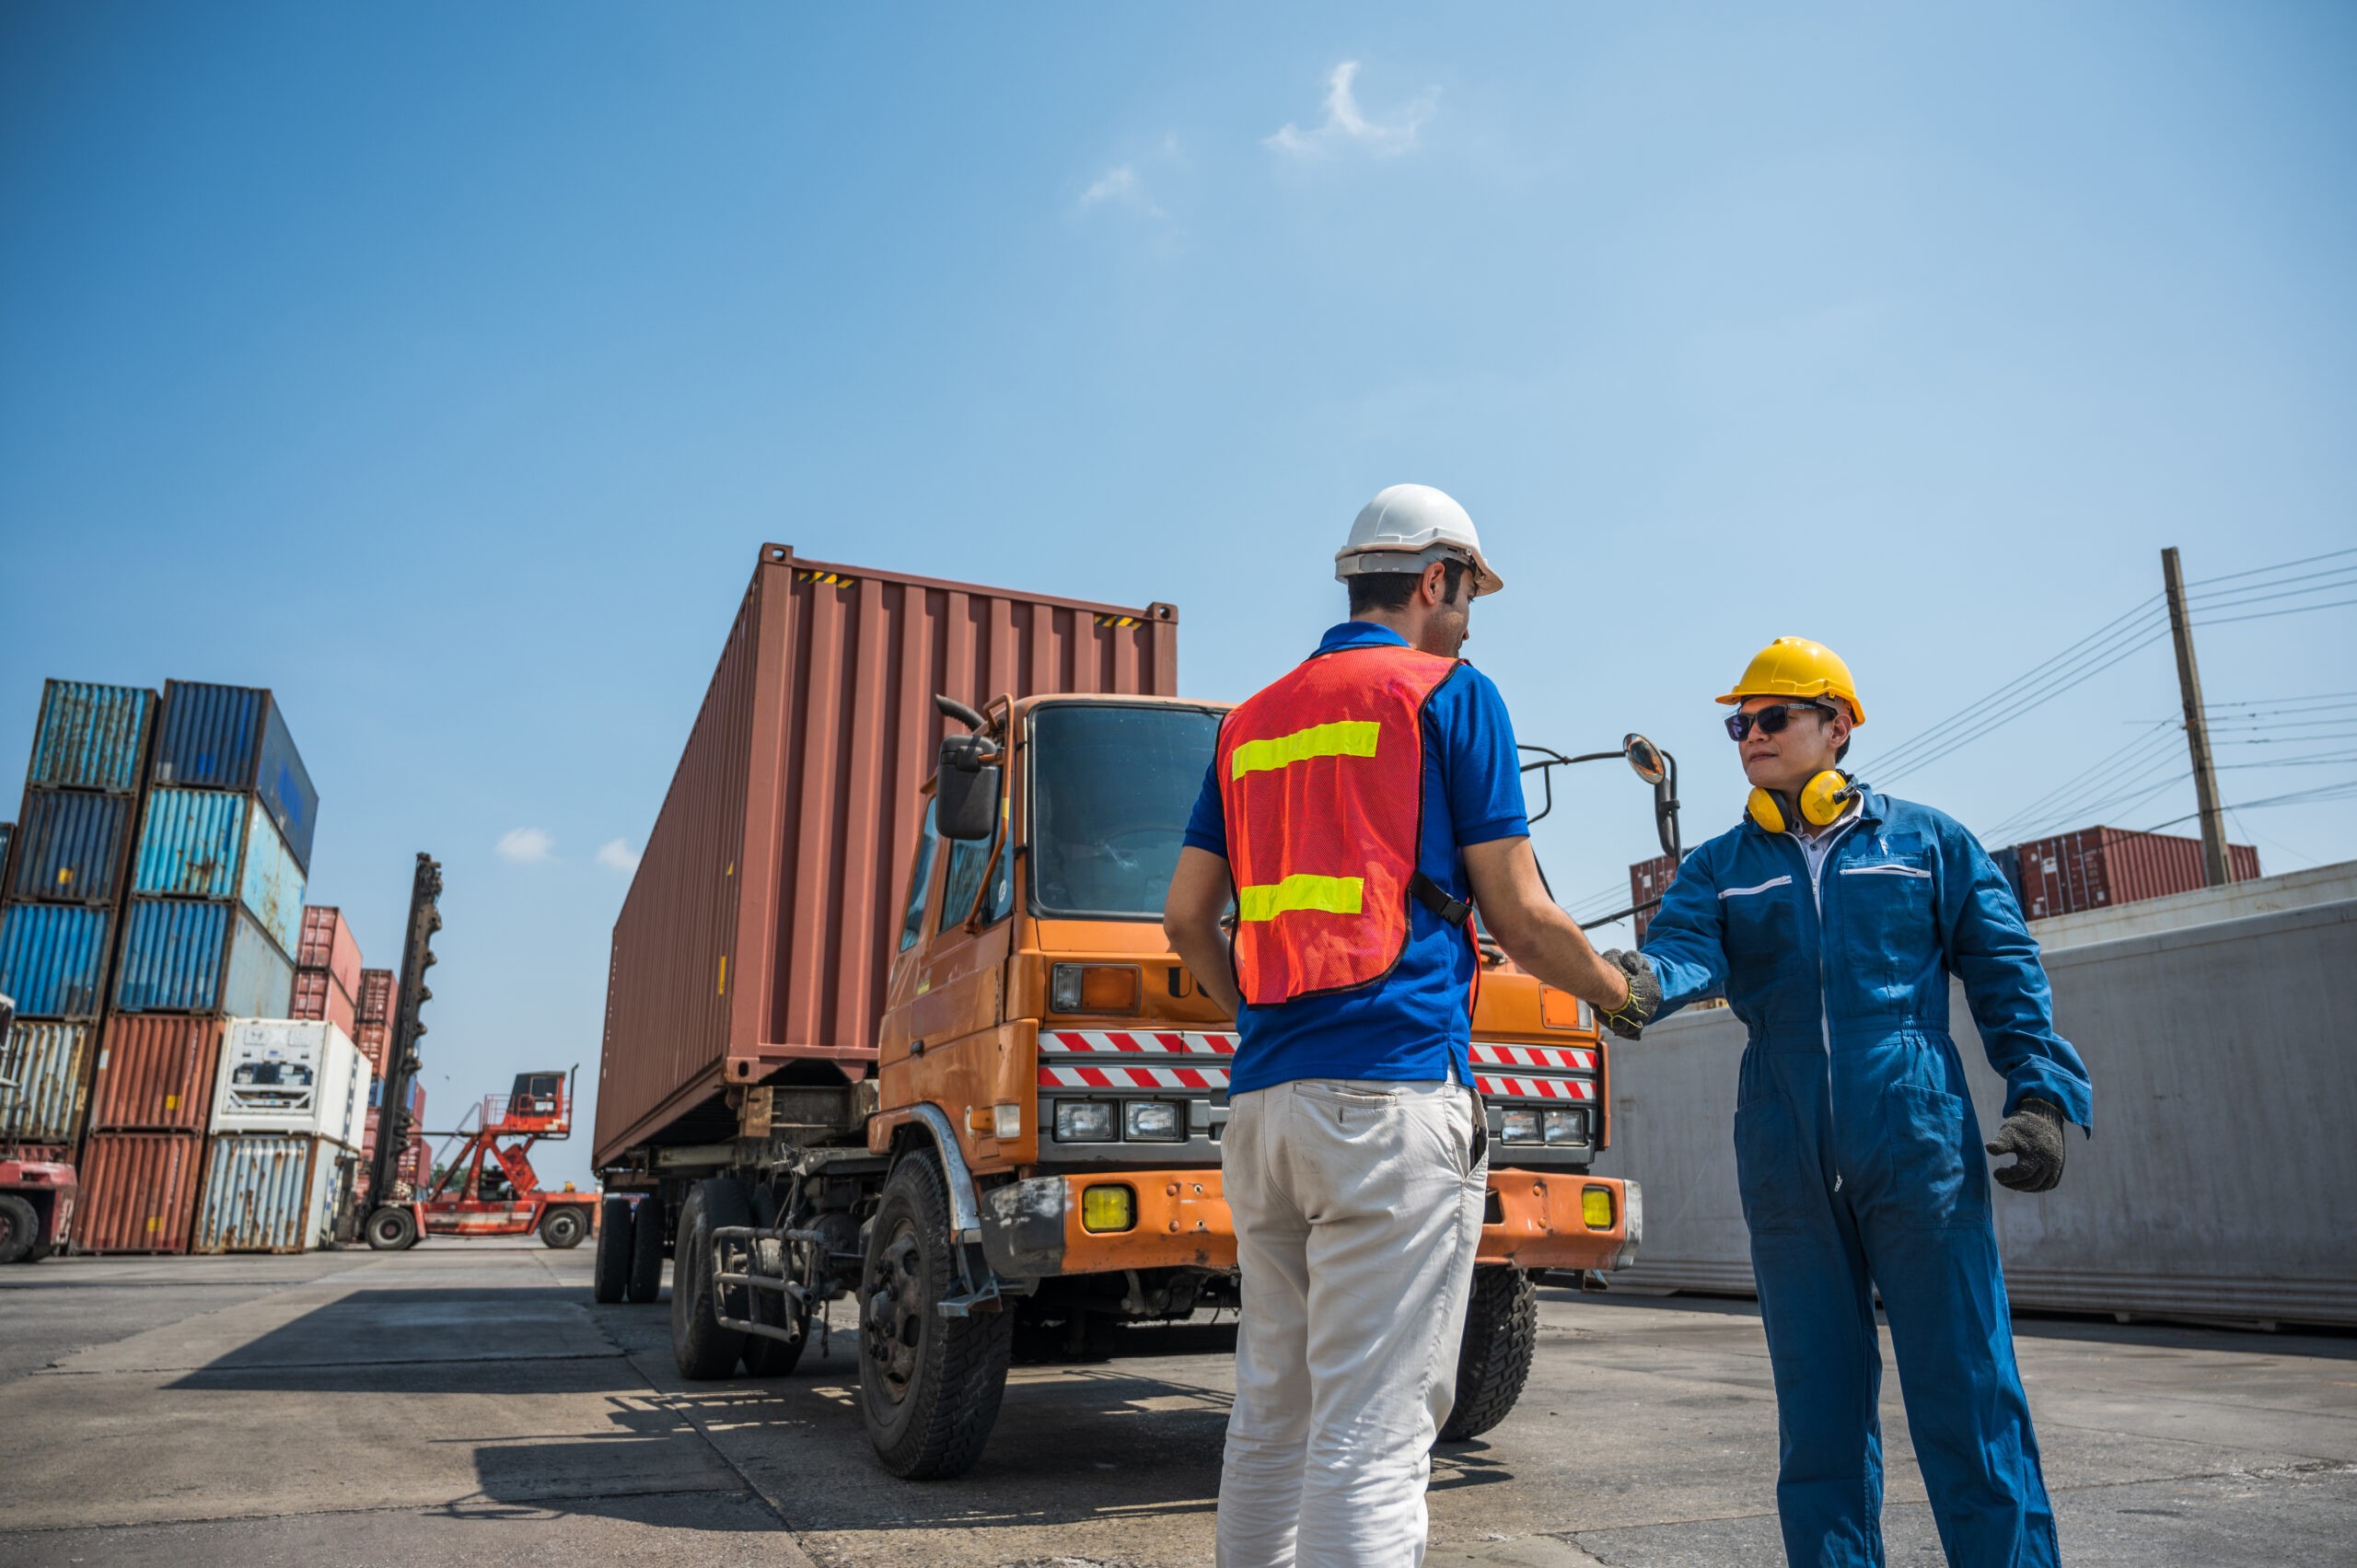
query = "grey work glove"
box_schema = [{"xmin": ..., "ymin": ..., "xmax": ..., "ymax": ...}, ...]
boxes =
[
  {"xmin": 1595, "ymin": 949, "xmax": 1661, "ymax": 1040},
  {"xmin": 1986, "ymin": 1098, "xmax": 2067, "ymax": 1193}
]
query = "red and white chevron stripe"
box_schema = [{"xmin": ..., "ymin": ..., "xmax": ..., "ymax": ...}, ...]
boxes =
[
  {"xmin": 1042, "ymin": 1030, "xmax": 1237, "ymax": 1057},
  {"xmin": 1469, "ymin": 1042, "xmax": 1597, "ymax": 1073},
  {"xmin": 1040, "ymin": 1063, "xmax": 1231, "ymax": 1091},
  {"xmin": 1475, "ymin": 1074, "xmax": 1596, "ymax": 1102}
]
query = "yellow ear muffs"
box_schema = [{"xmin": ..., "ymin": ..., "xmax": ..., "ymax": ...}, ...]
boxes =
[{"xmin": 1747, "ymin": 771, "xmax": 1857, "ymax": 833}]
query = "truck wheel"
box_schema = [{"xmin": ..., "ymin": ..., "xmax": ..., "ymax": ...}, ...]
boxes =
[
  {"xmin": 1438, "ymin": 1264, "xmax": 1539, "ymax": 1443},
  {"xmin": 857, "ymin": 1154, "xmax": 1013, "ymax": 1479},
  {"xmin": 0, "ymin": 1194, "xmax": 37, "ymax": 1265},
  {"xmin": 365, "ymin": 1205, "xmax": 420, "ymax": 1251},
  {"xmin": 540, "ymin": 1205, "xmax": 588, "ymax": 1250},
  {"xmin": 593, "ymin": 1196, "xmax": 633, "ymax": 1302},
  {"xmin": 670, "ymin": 1179, "xmax": 749, "ymax": 1379},
  {"xmin": 627, "ymin": 1194, "xmax": 666, "ymax": 1303},
  {"xmin": 740, "ymin": 1189, "xmax": 806, "ymax": 1376}
]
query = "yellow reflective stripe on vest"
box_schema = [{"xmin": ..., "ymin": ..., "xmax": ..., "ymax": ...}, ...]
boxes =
[
  {"xmin": 1237, "ymin": 873, "xmax": 1365, "ymax": 923},
  {"xmin": 1228, "ymin": 719, "xmax": 1381, "ymax": 780}
]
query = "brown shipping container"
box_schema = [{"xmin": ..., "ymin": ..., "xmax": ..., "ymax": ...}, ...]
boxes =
[
  {"xmin": 2012, "ymin": 826, "xmax": 2259, "ymax": 921},
  {"xmin": 356, "ymin": 967, "xmax": 394, "ymax": 1025},
  {"xmin": 354, "ymin": 1017, "xmax": 390, "ymax": 1074},
  {"xmin": 296, "ymin": 906, "xmax": 364, "ymax": 997},
  {"xmin": 1629, "ymin": 853, "xmax": 1679, "ymax": 945},
  {"xmin": 90, "ymin": 1016, "xmax": 226, "ymax": 1132},
  {"xmin": 595, "ymin": 544, "xmax": 1178, "ymax": 1167},
  {"xmin": 291, "ymin": 968, "xmax": 358, "ymax": 1035},
  {"xmin": 77, "ymin": 1131, "xmax": 205, "ymax": 1253}
]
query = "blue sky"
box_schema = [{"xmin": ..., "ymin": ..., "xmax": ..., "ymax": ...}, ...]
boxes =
[{"xmin": 5, "ymin": 5, "xmax": 2351, "ymax": 1185}]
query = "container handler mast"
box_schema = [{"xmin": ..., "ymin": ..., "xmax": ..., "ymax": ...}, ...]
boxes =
[{"xmin": 365, "ymin": 1067, "xmax": 598, "ymax": 1249}]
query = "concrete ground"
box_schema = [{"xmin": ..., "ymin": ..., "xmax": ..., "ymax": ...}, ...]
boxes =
[{"xmin": 1, "ymin": 1242, "xmax": 2351, "ymax": 1567}]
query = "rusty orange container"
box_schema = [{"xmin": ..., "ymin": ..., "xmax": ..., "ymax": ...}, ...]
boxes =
[
  {"xmin": 76, "ymin": 1131, "xmax": 206, "ymax": 1252},
  {"xmin": 594, "ymin": 544, "xmax": 1178, "ymax": 1168},
  {"xmin": 89, "ymin": 1015, "xmax": 225, "ymax": 1132},
  {"xmin": 291, "ymin": 968, "xmax": 357, "ymax": 1035}
]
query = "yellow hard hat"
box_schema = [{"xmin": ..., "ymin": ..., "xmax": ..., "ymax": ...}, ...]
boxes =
[{"xmin": 1716, "ymin": 637, "xmax": 1865, "ymax": 725}]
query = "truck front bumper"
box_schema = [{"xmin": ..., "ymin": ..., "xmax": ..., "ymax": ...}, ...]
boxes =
[{"xmin": 979, "ymin": 1167, "xmax": 1640, "ymax": 1279}]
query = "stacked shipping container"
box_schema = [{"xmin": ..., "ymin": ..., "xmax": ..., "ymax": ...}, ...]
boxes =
[
  {"xmin": 0, "ymin": 683, "xmax": 157, "ymax": 1165},
  {"xmin": 194, "ymin": 1017, "xmax": 370, "ymax": 1253},
  {"xmin": 291, "ymin": 906, "xmax": 362, "ymax": 1037},
  {"xmin": 2008, "ymin": 826, "xmax": 2258, "ymax": 921},
  {"xmin": 354, "ymin": 968, "xmax": 393, "ymax": 1075}
]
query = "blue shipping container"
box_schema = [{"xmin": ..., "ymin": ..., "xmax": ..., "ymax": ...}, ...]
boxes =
[
  {"xmin": 133, "ymin": 789, "xmax": 247, "ymax": 899},
  {"xmin": 28, "ymin": 681, "xmax": 156, "ymax": 796},
  {"xmin": 153, "ymin": 682, "xmax": 261, "ymax": 794},
  {"xmin": 0, "ymin": 903, "xmax": 113, "ymax": 1018},
  {"xmin": 238, "ymin": 803, "xmax": 305, "ymax": 958},
  {"xmin": 254, "ymin": 702, "xmax": 318, "ymax": 873},
  {"xmin": 8, "ymin": 790, "xmax": 134, "ymax": 905},
  {"xmin": 0, "ymin": 824, "xmax": 12, "ymax": 889},
  {"xmin": 114, "ymin": 899, "xmax": 295, "ymax": 1017}
]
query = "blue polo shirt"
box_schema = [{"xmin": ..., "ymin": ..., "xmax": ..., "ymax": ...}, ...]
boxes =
[{"xmin": 1184, "ymin": 621, "xmax": 1529, "ymax": 1093}]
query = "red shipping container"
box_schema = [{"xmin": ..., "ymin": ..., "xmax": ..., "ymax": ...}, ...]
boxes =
[
  {"xmin": 296, "ymin": 906, "xmax": 364, "ymax": 997},
  {"xmin": 596, "ymin": 544, "xmax": 1178, "ymax": 1168},
  {"xmin": 290, "ymin": 968, "xmax": 358, "ymax": 1035},
  {"xmin": 2011, "ymin": 826, "xmax": 2260, "ymax": 921},
  {"xmin": 90, "ymin": 1016, "xmax": 226, "ymax": 1132},
  {"xmin": 1629, "ymin": 853, "xmax": 1680, "ymax": 945},
  {"xmin": 77, "ymin": 1131, "xmax": 205, "ymax": 1253},
  {"xmin": 354, "ymin": 1018, "xmax": 390, "ymax": 1074},
  {"xmin": 356, "ymin": 968, "xmax": 394, "ymax": 1025}
]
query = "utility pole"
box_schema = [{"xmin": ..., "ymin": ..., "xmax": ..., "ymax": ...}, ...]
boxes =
[{"xmin": 2160, "ymin": 548, "xmax": 2232, "ymax": 887}]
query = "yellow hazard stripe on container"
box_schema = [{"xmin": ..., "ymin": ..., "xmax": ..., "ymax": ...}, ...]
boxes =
[
  {"xmin": 1237, "ymin": 874, "xmax": 1364, "ymax": 923},
  {"xmin": 1229, "ymin": 720, "xmax": 1380, "ymax": 780}
]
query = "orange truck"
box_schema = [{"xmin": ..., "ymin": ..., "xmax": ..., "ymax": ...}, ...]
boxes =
[{"xmin": 593, "ymin": 546, "xmax": 1666, "ymax": 1479}]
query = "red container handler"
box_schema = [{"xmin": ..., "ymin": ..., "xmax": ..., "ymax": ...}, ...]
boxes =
[
  {"xmin": 291, "ymin": 968, "xmax": 357, "ymax": 1036},
  {"xmin": 76, "ymin": 1131, "xmax": 205, "ymax": 1253},
  {"xmin": 89, "ymin": 1016, "xmax": 226, "ymax": 1132},
  {"xmin": 2010, "ymin": 826, "xmax": 2260, "ymax": 920},
  {"xmin": 594, "ymin": 544, "xmax": 1179, "ymax": 1169}
]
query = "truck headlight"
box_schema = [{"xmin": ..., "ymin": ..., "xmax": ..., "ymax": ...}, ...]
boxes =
[
  {"xmin": 1542, "ymin": 1109, "xmax": 1588, "ymax": 1145},
  {"xmin": 1582, "ymin": 1185, "xmax": 1616, "ymax": 1230},
  {"xmin": 1081, "ymin": 1184, "xmax": 1136, "ymax": 1233},
  {"xmin": 1124, "ymin": 1100, "xmax": 1182, "ymax": 1142},
  {"xmin": 1500, "ymin": 1108, "xmax": 1541, "ymax": 1143},
  {"xmin": 1055, "ymin": 1100, "xmax": 1116, "ymax": 1142},
  {"xmin": 1050, "ymin": 963, "xmax": 1142, "ymax": 1014}
]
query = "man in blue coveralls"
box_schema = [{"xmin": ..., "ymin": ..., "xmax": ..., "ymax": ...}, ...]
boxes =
[{"xmin": 1602, "ymin": 636, "xmax": 2092, "ymax": 1567}]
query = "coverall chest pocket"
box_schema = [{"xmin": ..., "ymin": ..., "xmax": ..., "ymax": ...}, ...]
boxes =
[
  {"xmin": 1835, "ymin": 848, "xmax": 1934, "ymax": 993},
  {"xmin": 1718, "ymin": 874, "xmax": 1802, "ymax": 999}
]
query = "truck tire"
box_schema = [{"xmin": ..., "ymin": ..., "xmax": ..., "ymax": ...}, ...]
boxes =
[
  {"xmin": 857, "ymin": 1153, "xmax": 1013, "ymax": 1479},
  {"xmin": 627, "ymin": 1194, "xmax": 666, "ymax": 1304},
  {"xmin": 365, "ymin": 1205, "xmax": 420, "ymax": 1251},
  {"xmin": 540, "ymin": 1204, "xmax": 588, "ymax": 1250},
  {"xmin": 0, "ymin": 1193, "xmax": 38, "ymax": 1265},
  {"xmin": 1438, "ymin": 1264, "xmax": 1538, "ymax": 1443},
  {"xmin": 593, "ymin": 1196, "xmax": 633, "ymax": 1302},
  {"xmin": 740, "ymin": 1189, "xmax": 805, "ymax": 1377},
  {"xmin": 670, "ymin": 1179, "xmax": 749, "ymax": 1379}
]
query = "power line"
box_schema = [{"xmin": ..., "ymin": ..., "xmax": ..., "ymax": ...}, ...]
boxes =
[
  {"xmin": 2197, "ymin": 596, "xmax": 2357, "ymax": 628},
  {"xmin": 2185, "ymin": 571, "xmax": 2357, "ymax": 615},
  {"xmin": 1980, "ymin": 721, "xmax": 2181, "ymax": 843},
  {"xmin": 2142, "ymin": 776, "xmax": 2357, "ymax": 832},
  {"xmin": 2185, "ymin": 544, "xmax": 2357, "ymax": 587}
]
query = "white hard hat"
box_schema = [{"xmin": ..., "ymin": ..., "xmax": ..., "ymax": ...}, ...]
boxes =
[{"xmin": 1333, "ymin": 483, "xmax": 1504, "ymax": 597}]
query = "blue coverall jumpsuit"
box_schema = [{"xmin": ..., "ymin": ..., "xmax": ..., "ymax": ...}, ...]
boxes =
[{"xmin": 1640, "ymin": 785, "xmax": 2093, "ymax": 1567}]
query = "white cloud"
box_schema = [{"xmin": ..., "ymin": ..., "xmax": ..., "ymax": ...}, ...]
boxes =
[
  {"xmin": 1266, "ymin": 62, "xmax": 1434, "ymax": 160},
  {"xmin": 596, "ymin": 838, "xmax": 642, "ymax": 873},
  {"xmin": 1079, "ymin": 163, "xmax": 1162, "ymax": 216},
  {"xmin": 495, "ymin": 827, "xmax": 554, "ymax": 864}
]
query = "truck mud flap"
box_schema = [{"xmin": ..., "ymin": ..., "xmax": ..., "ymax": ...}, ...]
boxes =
[{"xmin": 977, "ymin": 1176, "xmax": 1066, "ymax": 1281}]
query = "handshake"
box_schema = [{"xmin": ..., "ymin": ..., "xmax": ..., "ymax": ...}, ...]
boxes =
[{"xmin": 1594, "ymin": 948, "xmax": 1661, "ymax": 1040}]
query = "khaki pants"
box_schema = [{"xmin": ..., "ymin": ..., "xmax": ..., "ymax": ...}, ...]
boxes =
[{"xmin": 1216, "ymin": 1077, "xmax": 1489, "ymax": 1568}]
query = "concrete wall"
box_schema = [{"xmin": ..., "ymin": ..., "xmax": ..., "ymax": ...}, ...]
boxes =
[{"xmin": 1595, "ymin": 893, "xmax": 2357, "ymax": 1324}]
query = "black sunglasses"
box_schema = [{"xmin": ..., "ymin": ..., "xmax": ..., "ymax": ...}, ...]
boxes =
[{"xmin": 1724, "ymin": 702, "xmax": 1834, "ymax": 741}]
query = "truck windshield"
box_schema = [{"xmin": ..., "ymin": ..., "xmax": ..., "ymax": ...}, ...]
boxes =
[{"xmin": 1029, "ymin": 703, "xmax": 1221, "ymax": 920}]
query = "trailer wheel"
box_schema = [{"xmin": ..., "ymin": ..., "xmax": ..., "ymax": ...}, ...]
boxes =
[
  {"xmin": 626, "ymin": 1193, "xmax": 666, "ymax": 1303},
  {"xmin": 592, "ymin": 1196, "xmax": 633, "ymax": 1302},
  {"xmin": 364, "ymin": 1205, "xmax": 420, "ymax": 1251},
  {"xmin": 670, "ymin": 1179, "xmax": 749, "ymax": 1379},
  {"xmin": 857, "ymin": 1153, "xmax": 1013, "ymax": 1479},
  {"xmin": 1438, "ymin": 1264, "xmax": 1539, "ymax": 1443},
  {"xmin": 740, "ymin": 1189, "xmax": 806, "ymax": 1377},
  {"xmin": 0, "ymin": 1194, "xmax": 37, "ymax": 1265},
  {"xmin": 540, "ymin": 1204, "xmax": 588, "ymax": 1250}
]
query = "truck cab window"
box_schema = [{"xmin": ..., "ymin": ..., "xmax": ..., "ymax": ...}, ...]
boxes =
[
  {"xmin": 900, "ymin": 803, "xmax": 940, "ymax": 952},
  {"xmin": 938, "ymin": 797, "xmax": 1009, "ymax": 933},
  {"xmin": 1029, "ymin": 704, "xmax": 1221, "ymax": 920}
]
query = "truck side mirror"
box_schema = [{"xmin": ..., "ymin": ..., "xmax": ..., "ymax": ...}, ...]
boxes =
[
  {"xmin": 935, "ymin": 735, "xmax": 1001, "ymax": 842},
  {"xmin": 1624, "ymin": 734, "xmax": 1681, "ymax": 863}
]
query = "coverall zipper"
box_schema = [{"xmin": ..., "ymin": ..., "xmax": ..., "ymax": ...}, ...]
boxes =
[{"xmin": 1796, "ymin": 819, "xmax": 1860, "ymax": 1191}]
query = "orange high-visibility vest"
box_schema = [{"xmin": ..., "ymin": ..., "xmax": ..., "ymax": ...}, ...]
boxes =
[{"xmin": 1215, "ymin": 643, "xmax": 1464, "ymax": 1007}]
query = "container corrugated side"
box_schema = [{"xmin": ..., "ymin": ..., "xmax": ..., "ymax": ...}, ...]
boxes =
[
  {"xmin": 0, "ymin": 823, "xmax": 11, "ymax": 889},
  {"xmin": 91, "ymin": 1015, "xmax": 225, "ymax": 1131},
  {"xmin": 114, "ymin": 900, "xmax": 295, "ymax": 1017},
  {"xmin": 132, "ymin": 788, "xmax": 247, "ymax": 898},
  {"xmin": 253, "ymin": 699, "xmax": 319, "ymax": 872},
  {"xmin": 153, "ymin": 681, "xmax": 262, "ymax": 793},
  {"xmin": 297, "ymin": 906, "xmax": 363, "ymax": 996},
  {"xmin": 354, "ymin": 1017, "xmax": 389, "ymax": 1074},
  {"xmin": 0, "ymin": 1020, "xmax": 91, "ymax": 1144},
  {"xmin": 0, "ymin": 902, "xmax": 112, "ymax": 1018},
  {"xmin": 28, "ymin": 680, "xmax": 156, "ymax": 796},
  {"xmin": 596, "ymin": 544, "xmax": 1179, "ymax": 1167},
  {"xmin": 2013, "ymin": 826, "xmax": 2262, "ymax": 920},
  {"xmin": 6, "ymin": 790, "xmax": 134, "ymax": 905},
  {"xmin": 76, "ymin": 1132, "xmax": 205, "ymax": 1253},
  {"xmin": 237, "ymin": 802, "xmax": 306, "ymax": 958},
  {"xmin": 291, "ymin": 969, "xmax": 358, "ymax": 1035},
  {"xmin": 192, "ymin": 1132, "xmax": 345, "ymax": 1253},
  {"xmin": 1628, "ymin": 853, "xmax": 1679, "ymax": 945},
  {"xmin": 357, "ymin": 968, "xmax": 393, "ymax": 1024}
]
